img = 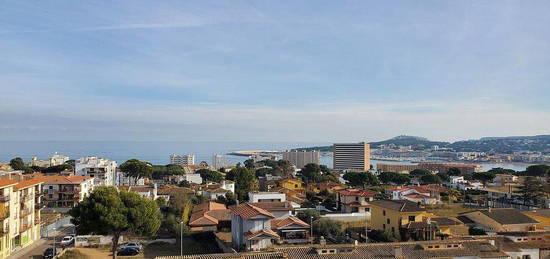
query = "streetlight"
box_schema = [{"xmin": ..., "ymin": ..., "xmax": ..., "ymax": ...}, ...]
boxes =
[
  {"xmin": 365, "ymin": 215, "xmax": 369, "ymax": 243},
  {"xmin": 310, "ymin": 216, "xmax": 313, "ymax": 244},
  {"xmin": 52, "ymin": 227, "xmax": 56, "ymax": 255},
  {"xmin": 180, "ymin": 221, "xmax": 183, "ymax": 256}
]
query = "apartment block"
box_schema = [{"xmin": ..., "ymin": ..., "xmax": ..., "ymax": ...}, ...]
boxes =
[
  {"xmin": 40, "ymin": 175, "xmax": 94, "ymax": 208},
  {"xmin": 169, "ymin": 154, "xmax": 195, "ymax": 165},
  {"xmin": 333, "ymin": 142, "xmax": 370, "ymax": 171},
  {"xmin": 75, "ymin": 156, "xmax": 117, "ymax": 186},
  {"xmin": 0, "ymin": 178, "xmax": 43, "ymax": 258},
  {"xmin": 282, "ymin": 151, "xmax": 320, "ymax": 169}
]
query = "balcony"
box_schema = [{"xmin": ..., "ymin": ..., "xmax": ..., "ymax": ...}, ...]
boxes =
[
  {"xmin": 58, "ymin": 188, "xmax": 80, "ymax": 194},
  {"xmin": 19, "ymin": 224, "xmax": 31, "ymax": 233},
  {"xmin": 0, "ymin": 195, "xmax": 10, "ymax": 203},
  {"xmin": 20, "ymin": 194, "xmax": 33, "ymax": 203},
  {"xmin": 19, "ymin": 209, "xmax": 32, "ymax": 218},
  {"xmin": 0, "ymin": 226, "xmax": 9, "ymax": 236}
]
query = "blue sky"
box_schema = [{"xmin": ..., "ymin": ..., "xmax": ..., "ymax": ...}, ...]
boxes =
[{"xmin": 1, "ymin": 0, "xmax": 549, "ymax": 142}]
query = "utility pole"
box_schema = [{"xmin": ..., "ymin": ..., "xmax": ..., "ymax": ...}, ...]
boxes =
[
  {"xmin": 310, "ymin": 216, "xmax": 313, "ymax": 244},
  {"xmin": 180, "ymin": 221, "xmax": 183, "ymax": 256}
]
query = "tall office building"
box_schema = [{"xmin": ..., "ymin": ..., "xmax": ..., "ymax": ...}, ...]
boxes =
[
  {"xmin": 282, "ymin": 151, "xmax": 320, "ymax": 168},
  {"xmin": 333, "ymin": 142, "xmax": 371, "ymax": 171},
  {"xmin": 169, "ymin": 154, "xmax": 195, "ymax": 165}
]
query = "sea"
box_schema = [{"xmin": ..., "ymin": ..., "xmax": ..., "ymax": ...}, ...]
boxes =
[{"xmin": 0, "ymin": 141, "xmax": 531, "ymax": 172}]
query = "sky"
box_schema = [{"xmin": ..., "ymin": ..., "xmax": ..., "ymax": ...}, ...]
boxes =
[{"xmin": 1, "ymin": 0, "xmax": 549, "ymax": 143}]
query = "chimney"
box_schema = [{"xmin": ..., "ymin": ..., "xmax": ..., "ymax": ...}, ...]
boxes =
[{"xmin": 393, "ymin": 246, "xmax": 403, "ymax": 259}]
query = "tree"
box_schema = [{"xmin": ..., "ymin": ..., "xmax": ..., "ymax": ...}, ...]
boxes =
[
  {"xmin": 516, "ymin": 177, "xmax": 549, "ymax": 206},
  {"xmin": 472, "ymin": 172, "xmax": 495, "ymax": 184},
  {"xmin": 343, "ymin": 172, "xmax": 379, "ymax": 187},
  {"xmin": 409, "ymin": 169, "xmax": 431, "ymax": 177},
  {"xmin": 445, "ymin": 189, "xmax": 461, "ymax": 204},
  {"xmin": 487, "ymin": 167, "xmax": 516, "ymax": 175},
  {"xmin": 9, "ymin": 157, "xmax": 33, "ymax": 174},
  {"xmin": 196, "ymin": 169, "xmax": 224, "ymax": 183},
  {"xmin": 70, "ymin": 186, "xmax": 160, "ymax": 259},
  {"xmin": 299, "ymin": 163, "xmax": 336, "ymax": 184},
  {"xmin": 420, "ymin": 174, "xmax": 442, "ymax": 184},
  {"xmin": 379, "ymin": 172, "xmax": 410, "ymax": 185},
  {"xmin": 244, "ymin": 159, "xmax": 255, "ymax": 169},
  {"xmin": 436, "ymin": 173, "xmax": 450, "ymax": 183},
  {"xmin": 313, "ymin": 218, "xmax": 343, "ymax": 238},
  {"xmin": 296, "ymin": 209, "xmax": 320, "ymax": 223},
  {"xmin": 525, "ymin": 165, "xmax": 550, "ymax": 177},
  {"xmin": 227, "ymin": 167, "xmax": 258, "ymax": 201},
  {"xmin": 276, "ymin": 160, "xmax": 294, "ymax": 177},
  {"xmin": 446, "ymin": 167, "xmax": 462, "ymax": 176},
  {"xmin": 119, "ymin": 159, "xmax": 153, "ymax": 185}
]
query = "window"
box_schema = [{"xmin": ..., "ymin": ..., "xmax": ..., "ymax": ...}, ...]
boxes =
[
  {"xmin": 355, "ymin": 197, "xmax": 359, "ymax": 201},
  {"xmin": 49, "ymin": 186, "xmax": 53, "ymax": 189},
  {"xmin": 391, "ymin": 227, "xmax": 395, "ymax": 233},
  {"xmin": 523, "ymin": 255, "xmax": 531, "ymax": 259},
  {"xmin": 383, "ymin": 224, "xmax": 386, "ymax": 230},
  {"xmin": 408, "ymin": 216, "xmax": 416, "ymax": 222},
  {"xmin": 383, "ymin": 210, "xmax": 386, "ymax": 216},
  {"xmin": 295, "ymin": 184, "xmax": 298, "ymax": 188},
  {"xmin": 387, "ymin": 219, "xmax": 390, "ymax": 224}
]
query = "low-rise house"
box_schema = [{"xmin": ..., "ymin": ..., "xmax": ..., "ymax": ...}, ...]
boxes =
[
  {"xmin": 385, "ymin": 186, "xmax": 439, "ymax": 205},
  {"xmin": 369, "ymin": 199, "xmax": 432, "ymax": 241},
  {"xmin": 430, "ymin": 217, "xmax": 469, "ymax": 236},
  {"xmin": 272, "ymin": 178, "xmax": 304, "ymax": 193},
  {"xmin": 249, "ymin": 201, "xmax": 294, "ymax": 219},
  {"xmin": 461, "ymin": 208, "xmax": 539, "ymax": 233},
  {"xmin": 119, "ymin": 185, "xmax": 158, "ymax": 200},
  {"xmin": 455, "ymin": 181, "xmax": 484, "ymax": 191},
  {"xmin": 202, "ymin": 181, "xmax": 235, "ymax": 200},
  {"xmin": 189, "ymin": 202, "xmax": 231, "ymax": 231},
  {"xmin": 40, "ymin": 175, "xmax": 94, "ymax": 207},
  {"xmin": 248, "ymin": 192, "xmax": 286, "ymax": 203},
  {"xmin": 489, "ymin": 174, "xmax": 519, "ymax": 187},
  {"xmin": 523, "ymin": 209, "xmax": 550, "ymax": 230},
  {"xmin": 271, "ymin": 216, "xmax": 310, "ymax": 244},
  {"xmin": 306, "ymin": 182, "xmax": 345, "ymax": 194},
  {"xmin": 231, "ymin": 203, "xmax": 280, "ymax": 251},
  {"xmin": 336, "ymin": 189, "xmax": 376, "ymax": 213}
]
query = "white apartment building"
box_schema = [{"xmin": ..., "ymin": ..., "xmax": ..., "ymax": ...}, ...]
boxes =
[
  {"xmin": 115, "ymin": 171, "xmax": 145, "ymax": 186},
  {"xmin": 169, "ymin": 154, "xmax": 195, "ymax": 165},
  {"xmin": 40, "ymin": 175, "xmax": 94, "ymax": 208},
  {"xmin": 212, "ymin": 154, "xmax": 230, "ymax": 170},
  {"xmin": 333, "ymin": 142, "xmax": 371, "ymax": 171},
  {"xmin": 282, "ymin": 151, "xmax": 320, "ymax": 169},
  {"xmin": 75, "ymin": 157, "xmax": 117, "ymax": 186},
  {"xmin": 29, "ymin": 153, "xmax": 69, "ymax": 168}
]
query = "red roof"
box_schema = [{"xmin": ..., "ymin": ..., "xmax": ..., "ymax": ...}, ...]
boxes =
[
  {"xmin": 0, "ymin": 180, "xmax": 18, "ymax": 188},
  {"xmin": 271, "ymin": 216, "xmax": 309, "ymax": 230},
  {"xmin": 337, "ymin": 189, "xmax": 376, "ymax": 197},
  {"xmin": 405, "ymin": 193, "xmax": 433, "ymax": 199},
  {"xmin": 231, "ymin": 203, "xmax": 274, "ymax": 219},
  {"xmin": 15, "ymin": 178, "xmax": 43, "ymax": 190},
  {"xmin": 244, "ymin": 229, "xmax": 280, "ymax": 240}
]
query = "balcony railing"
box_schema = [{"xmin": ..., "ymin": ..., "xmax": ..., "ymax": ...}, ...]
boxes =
[
  {"xmin": 19, "ymin": 209, "xmax": 32, "ymax": 218},
  {"xmin": 58, "ymin": 188, "xmax": 81, "ymax": 194},
  {"xmin": 0, "ymin": 226, "xmax": 9, "ymax": 235},
  {"xmin": 0, "ymin": 195, "xmax": 10, "ymax": 203},
  {"xmin": 0, "ymin": 210, "xmax": 9, "ymax": 221},
  {"xmin": 19, "ymin": 224, "xmax": 31, "ymax": 233},
  {"xmin": 21, "ymin": 194, "xmax": 33, "ymax": 202}
]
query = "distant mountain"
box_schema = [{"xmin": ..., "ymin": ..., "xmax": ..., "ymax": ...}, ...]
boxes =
[
  {"xmin": 370, "ymin": 135, "xmax": 449, "ymax": 150},
  {"xmin": 449, "ymin": 135, "xmax": 550, "ymax": 153},
  {"xmin": 291, "ymin": 134, "xmax": 550, "ymax": 154}
]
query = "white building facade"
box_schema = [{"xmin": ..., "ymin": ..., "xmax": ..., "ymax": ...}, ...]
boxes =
[
  {"xmin": 75, "ymin": 157, "xmax": 117, "ymax": 186},
  {"xmin": 169, "ymin": 154, "xmax": 195, "ymax": 165}
]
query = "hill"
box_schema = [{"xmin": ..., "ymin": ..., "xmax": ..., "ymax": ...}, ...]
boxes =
[{"xmin": 291, "ymin": 135, "xmax": 550, "ymax": 153}]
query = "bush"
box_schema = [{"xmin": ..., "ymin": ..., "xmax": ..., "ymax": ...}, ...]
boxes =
[
  {"xmin": 468, "ymin": 226, "xmax": 487, "ymax": 235},
  {"xmin": 313, "ymin": 218, "xmax": 343, "ymax": 238},
  {"xmin": 58, "ymin": 250, "xmax": 89, "ymax": 259}
]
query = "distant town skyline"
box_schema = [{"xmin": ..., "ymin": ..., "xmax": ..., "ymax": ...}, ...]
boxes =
[{"xmin": 1, "ymin": 1, "xmax": 549, "ymax": 142}]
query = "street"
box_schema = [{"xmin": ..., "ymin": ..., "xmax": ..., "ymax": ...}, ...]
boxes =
[{"xmin": 8, "ymin": 225, "xmax": 75, "ymax": 259}]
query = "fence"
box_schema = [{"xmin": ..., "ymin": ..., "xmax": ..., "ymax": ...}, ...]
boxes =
[{"xmin": 41, "ymin": 216, "xmax": 72, "ymax": 237}]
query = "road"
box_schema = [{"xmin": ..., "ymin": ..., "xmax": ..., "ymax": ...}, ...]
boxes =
[{"xmin": 8, "ymin": 225, "xmax": 75, "ymax": 259}]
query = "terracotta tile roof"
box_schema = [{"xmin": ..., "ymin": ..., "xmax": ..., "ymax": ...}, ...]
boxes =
[
  {"xmin": 249, "ymin": 202, "xmax": 293, "ymax": 211},
  {"xmin": 479, "ymin": 208, "xmax": 539, "ymax": 225},
  {"xmin": 336, "ymin": 188, "xmax": 376, "ymax": 197},
  {"xmin": 36, "ymin": 175, "xmax": 92, "ymax": 184},
  {"xmin": 431, "ymin": 217, "xmax": 462, "ymax": 226},
  {"xmin": 15, "ymin": 178, "xmax": 43, "ymax": 190},
  {"xmin": 244, "ymin": 229, "xmax": 280, "ymax": 240},
  {"xmin": 189, "ymin": 202, "xmax": 230, "ymax": 227},
  {"xmin": 271, "ymin": 216, "xmax": 309, "ymax": 230},
  {"xmin": 369, "ymin": 200, "xmax": 425, "ymax": 212},
  {"xmin": 231, "ymin": 203, "xmax": 274, "ymax": 219},
  {"xmin": 158, "ymin": 185, "xmax": 194, "ymax": 195},
  {"xmin": 405, "ymin": 193, "xmax": 433, "ymax": 199},
  {"xmin": 0, "ymin": 179, "xmax": 18, "ymax": 188}
]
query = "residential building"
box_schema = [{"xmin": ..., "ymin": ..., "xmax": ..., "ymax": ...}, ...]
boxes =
[
  {"xmin": 29, "ymin": 153, "xmax": 69, "ymax": 168},
  {"xmin": 333, "ymin": 142, "xmax": 370, "ymax": 172},
  {"xmin": 271, "ymin": 179, "xmax": 304, "ymax": 193},
  {"xmin": 202, "ymin": 181, "xmax": 234, "ymax": 200},
  {"xmin": 183, "ymin": 174, "xmax": 203, "ymax": 184},
  {"xmin": 10, "ymin": 179, "xmax": 43, "ymax": 256},
  {"xmin": 212, "ymin": 154, "xmax": 230, "ymax": 170},
  {"xmin": 189, "ymin": 202, "xmax": 231, "ymax": 231},
  {"xmin": 385, "ymin": 186, "xmax": 440, "ymax": 205},
  {"xmin": 169, "ymin": 154, "xmax": 195, "ymax": 165},
  {"xmin": 231, "ymin": 203, "xmax": 280, "ymax": 251},
  {"xmin": 282, "ymin": 151, "xmax": 320, "ymax": 169},
  {"xmin": 271, "ymin": 217, "xmax": 310, "ymax": 244},
  {"xmin": 461, "ymin": 208, "xmax": 539, "ymax": 233},
  {"xmin": 336, "ymin": 189, "xmax": 376, "ymax": 213},
  {"xmin": 119, "ymin": 185, "xmax": 158, "ymax": 200},
  {"xmin": 418, "ymin": 162, "xmax": 482, "ymax": 174},
  {"xmin": 306, "ymin": 182, "xmax": 345, "ymax": 194},
  {"xmin": 369, "ymin": 199, "xmax": 431, "ymax": 241},
  {"xmin": 40, "ymin": 175, "xmax": 94, "ymax": 208},
  {"xmin": 75, "ymin": 156, "xmax": 117, "ymax": 186},
  {"xmin": 115, "ymin": 171, "xmax": 145, "ymax": 186},
  {"xmin": 376, "ymin": 163, "xmax": 419, "ymax": 174},
  {"xmin": 430, "ymin": 217, "xmax": 469, "ymax": 236},
  {"xmin": 249, "ymin": 202, "xmax": 294, "ymax": 219},
  {"xmin": 248, "ymin": 192, "xmax": 286, "ymax": 203},
  {"xmin": 523, "ymin": 209, "xmax": 550, "ymax": 230}
]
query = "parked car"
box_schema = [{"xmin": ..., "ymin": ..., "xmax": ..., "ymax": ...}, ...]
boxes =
[
  {"xmin": 43, "ymin": 247, "xmax": 58, "ymax": 259},
  {"xmin": 117, "ymin": 247, "xmax": 140, "ymax": 256},
  {"xmin": 120, "ymin": 242, "xmax": 142, "ymax": 252},
  {"xmin": 60, "ymin": 235, "xmax": 75, "ymax": 247}
]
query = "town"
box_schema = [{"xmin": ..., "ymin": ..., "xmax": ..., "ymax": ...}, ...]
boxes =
[{"xmin": 1, "ymin": 142, "xmax": 550, "ymax": 259}]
